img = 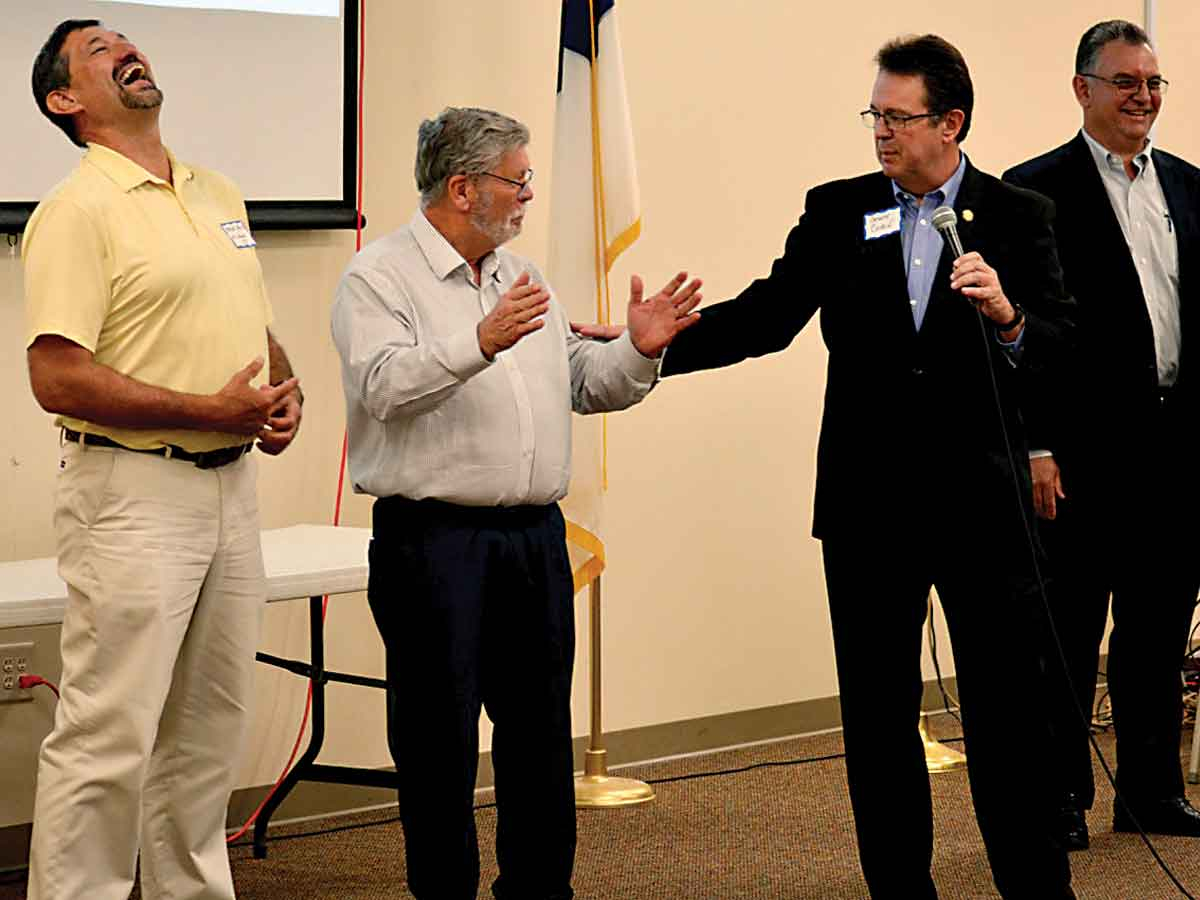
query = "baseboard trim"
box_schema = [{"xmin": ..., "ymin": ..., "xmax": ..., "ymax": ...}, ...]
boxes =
[
  {"xmin": 0, "ymin": 824, "xmax": 30, "ymax": 875},
  {"xmin": 227, "ymin": 677, "xmax": 961, "ymax": 830},
  {"xmin": 0, "ymin": 672, "xmax": 968, "ymax": 870}
]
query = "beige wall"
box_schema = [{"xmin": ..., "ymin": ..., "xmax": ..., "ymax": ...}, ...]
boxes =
[{"xmin": 5, "ymin": 0, "xmax": 1198, "ymax": 828}]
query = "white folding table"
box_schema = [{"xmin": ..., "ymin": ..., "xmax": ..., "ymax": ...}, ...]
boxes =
[{"xmin": 0, "ymin": 524, "xmax": 380, "ymax": 859}]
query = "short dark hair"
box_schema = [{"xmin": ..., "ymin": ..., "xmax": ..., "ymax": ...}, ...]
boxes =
[
  {"xmin": 1076, "ymin": 20, "xmax": 1152, "ymax": 75},
  {"xmin": 32, "ymin": 19, "xmax": 101, "ymax": 148},
  {"xmin": 876, "ymin": 34, "xmax": 974, "ymax": 144}
]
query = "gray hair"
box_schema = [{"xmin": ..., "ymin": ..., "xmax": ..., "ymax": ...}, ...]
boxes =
[
  {"xmin": 415, "ymin": 107, "xmax": 529, "ymax": 208},
  {"xmin": 1076, "ymin": 20, "xmax": 1152, "ymax": 74}
]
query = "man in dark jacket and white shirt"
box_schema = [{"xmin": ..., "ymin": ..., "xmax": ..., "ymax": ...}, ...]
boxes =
[{"xmin": 1004, "ymin": 19, "xmax": 1200, "ymax": 849}]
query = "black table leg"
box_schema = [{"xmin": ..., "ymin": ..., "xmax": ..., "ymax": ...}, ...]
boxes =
[{"xmin": 253, "ymin": 594, "xmax": 327, "ymax": 859}]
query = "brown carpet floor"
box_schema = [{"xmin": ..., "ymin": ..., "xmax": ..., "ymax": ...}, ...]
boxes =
[{"xmin": 5, "ymin": 718, "xmax": 1200, "ymax": 899}]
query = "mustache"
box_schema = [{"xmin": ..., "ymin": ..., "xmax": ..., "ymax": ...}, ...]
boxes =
[{"xmin": 113, "ymin": 54, "xmax": 151, "ymax": 86}]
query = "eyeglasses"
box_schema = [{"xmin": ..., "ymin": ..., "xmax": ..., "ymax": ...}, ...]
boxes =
[
  {"xmin": 860, "ymin": 109, "xmax": 942, "ymax": 131},
  {"xmin": 1078, "ymin": 73, "xmax": 1169, "ymax": 95},
  {"xmin": 479, "ymin": 169, "xmax": 534, "ymax": 193}
]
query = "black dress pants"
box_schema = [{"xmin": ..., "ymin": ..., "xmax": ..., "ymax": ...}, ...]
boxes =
[
  {"xmin": 822, "ymin": 525, "xmax": 1072, "ymax": 900},
  {"xmin": 368, "ymin": 496, "xmax": 577, "ymax": 900},
  {"xmin": 1039, "ymin": 410, "xmax": 1200, "ymax": 809}
]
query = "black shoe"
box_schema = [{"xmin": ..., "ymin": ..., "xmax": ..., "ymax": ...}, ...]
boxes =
[
  {"xmin": 1113, "ymin": 795, "xmax": 1200, "ymax": 836},
  {"xmin": 1057, "ymin": 796, "xmax": 1089, "ymax": 851}
]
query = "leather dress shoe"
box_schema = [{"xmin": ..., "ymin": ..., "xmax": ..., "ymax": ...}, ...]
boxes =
[
  {"xmin": 1056, "ymin": 795, "xmax": 1089, "ymax": 851},
  {"xmin": 1113, "ymin": 795, "xmax": 1200, "ymax": 836}
]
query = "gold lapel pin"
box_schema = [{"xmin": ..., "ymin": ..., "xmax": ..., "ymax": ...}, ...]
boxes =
[{"xmin": 962, "ymin": 209, "xmax": 975, "ymax": 222}]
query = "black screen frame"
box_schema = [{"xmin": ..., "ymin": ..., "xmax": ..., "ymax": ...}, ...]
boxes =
[{"xmin": 0, "ymin": 1, "xmax": 362, "ymax": 234}]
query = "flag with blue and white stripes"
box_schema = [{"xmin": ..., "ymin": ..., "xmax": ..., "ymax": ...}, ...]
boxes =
[
  {"xmin": 549, "ymin": 0, "xmax": 641, "ymax": 329},
  {"xmin": 549, "ymin": 0, "xmax": 641, "ymax": 524}
]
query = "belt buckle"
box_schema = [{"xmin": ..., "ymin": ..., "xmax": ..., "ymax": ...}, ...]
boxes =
[{"xmin": 194, "ymin": 444, "xmax": 248, "ymax": 469}]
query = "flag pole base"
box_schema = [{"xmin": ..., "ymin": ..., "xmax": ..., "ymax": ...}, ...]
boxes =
[
  {"xmin": 920, "ymin": 713, "xmax": 966, "ymax": 773},
  {"xmin": 574, "ymin": 749, "xmax": 655, "ymax": 808}
]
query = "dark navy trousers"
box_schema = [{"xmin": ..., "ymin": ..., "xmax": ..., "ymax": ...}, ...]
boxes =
[{"xmin": 368, "ymin": 496, "xmax": 577, "ymax": 900}]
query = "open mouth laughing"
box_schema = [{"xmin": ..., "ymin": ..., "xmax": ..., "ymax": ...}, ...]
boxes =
[{"xmin": 115, "ymin": 59, "xmax": 151, "ymax": 88}]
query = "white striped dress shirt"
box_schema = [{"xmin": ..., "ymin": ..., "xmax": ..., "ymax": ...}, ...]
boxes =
[
  {"xmin": 1081, "ymin": 128, "xmax": 1181, "ymax": 386},
  {"xmin": 331, "ymin": 210, "xmax": 658, "ymax": 506}
]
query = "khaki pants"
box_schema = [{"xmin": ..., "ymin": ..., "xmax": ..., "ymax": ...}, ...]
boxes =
[{"xmin": 28, "ymin": 442, "xmax": 265, "ymax": 900}]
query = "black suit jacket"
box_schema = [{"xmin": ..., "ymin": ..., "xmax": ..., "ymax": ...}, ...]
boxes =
[
  {"xmin": 1003, "ymin": 133, "xmax": 1200, "ymax": 475},
  {"xmin": 662, "ymin": 160, "xmax": 1075, "ymax": 541}
]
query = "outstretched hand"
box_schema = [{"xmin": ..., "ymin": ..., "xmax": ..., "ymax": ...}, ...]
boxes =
[
  {"xmin": 571, "ymin": 321, "xmax": 626, "ymax": 341},
  {"xmin": 625, "ymin": 272, "xmax": 703, "ymax": 358}
]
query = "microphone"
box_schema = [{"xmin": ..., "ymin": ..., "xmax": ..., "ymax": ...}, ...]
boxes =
[{"xmin": 931, "ymin": 205, "xmax": 964, "ymax": 259}]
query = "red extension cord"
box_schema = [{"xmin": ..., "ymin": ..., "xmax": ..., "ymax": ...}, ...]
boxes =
[{"xmin": 225, "ymin": 0, "xmax": 366, "ymax": 846}]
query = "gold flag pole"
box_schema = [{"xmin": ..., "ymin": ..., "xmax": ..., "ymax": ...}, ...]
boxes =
[
  {"xmin": 921, "ymin": 594, "xmax": 966, "ymax": 773},
  {"xmin": 920, "ymin": 713, "xmax": 966, "ymax": 772},
  {"xmin": 574, "ymin": 576, "xmax": 655, "ymax": 807},
  {"xmin": 566, "ymin": 522, "xmax": 654, "ymax": 807}
]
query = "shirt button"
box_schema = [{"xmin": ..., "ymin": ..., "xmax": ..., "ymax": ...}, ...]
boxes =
[
  {"xmin": 919, "ymin": 218, "xmax": 928, "ymax": 226},
  {"xmin": 914, "ymin": 258, "xmax": 922, "ymax": 266}
]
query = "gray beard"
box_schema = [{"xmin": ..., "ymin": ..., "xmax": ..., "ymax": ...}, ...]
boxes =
[
  {"xmin": 470, "ymin": 193, "xmax": 520, "ymax": 248},
  {"xmin": 473, "ymin": 215, "xmax": 520, "ymax": 248},
  {"xmin": 468, "ymin": 207, "xmax": 520, "ymax": 250},
  {"xmin": 118, "ymin": 85, "xmax": 164, "ymax": 110}
]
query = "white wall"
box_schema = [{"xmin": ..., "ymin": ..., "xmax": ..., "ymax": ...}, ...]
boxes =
[{"xmin": 8, "ymin": 0, "xmax": 1197, "ymax": 826}]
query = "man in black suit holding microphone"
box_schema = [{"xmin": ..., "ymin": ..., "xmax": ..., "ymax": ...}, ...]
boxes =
[
  {"xmin": 579, "ymin": 33, "xmax": 1076, "ymax": 898},
  {"xmin": 1004, "ymin": 20, "xmax": 1200, "ymax": 848}
]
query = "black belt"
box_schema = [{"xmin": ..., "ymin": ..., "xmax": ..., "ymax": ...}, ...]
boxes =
[
  {"xmin": 63, "ymin": 428, "xmax": 252, "ymax": 469},
  {"xmin": 372, "ymin": 495, "xmax": 557, "ymax": 532}
]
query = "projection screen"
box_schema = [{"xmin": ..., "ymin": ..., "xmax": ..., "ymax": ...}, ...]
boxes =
[{"xmin": 0, "ymin": 0, "xmax": 359, "ymax": 232}]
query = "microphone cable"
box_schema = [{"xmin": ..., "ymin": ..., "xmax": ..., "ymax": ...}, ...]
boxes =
[{"xmin": 968, "ymin": 281, "xmax": 1195, "ymax": 898}]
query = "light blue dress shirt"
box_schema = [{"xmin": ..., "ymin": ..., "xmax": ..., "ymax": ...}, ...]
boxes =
[
  {"xmin": 891, "ymin": 153, "xmax": 1022, "ymax": 354},
  {"xmin": 893, "ymin": 154, "xmax": 966, "ymax": 330}
]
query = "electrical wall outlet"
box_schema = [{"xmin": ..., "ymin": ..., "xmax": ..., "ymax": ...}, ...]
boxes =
[{"xmin": 0, "ymin": 642, "xmax": 35, "ymax": 704}]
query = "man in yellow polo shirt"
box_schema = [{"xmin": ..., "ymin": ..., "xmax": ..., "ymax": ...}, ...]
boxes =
[{"xmin": 22, "ymin": 19, "xmax": 303, "ymax": 900}]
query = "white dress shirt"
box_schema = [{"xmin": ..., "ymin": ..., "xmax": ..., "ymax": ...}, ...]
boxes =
[
  {"xmin": 1081, "ymin": 128, "xmax": 1181, "ymax": 386},
  {"xmin": 331, "ymin": 210, "xmax": 658, "ymax": 506}
]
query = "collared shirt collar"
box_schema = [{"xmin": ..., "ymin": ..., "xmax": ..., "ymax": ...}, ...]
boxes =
[
  {"xmin": 409, "ymin": 209, "xmax": 503, "ymax": 285},
  {"xmin": 892, "ymin": 152, "xmax": 967, "ymax": 211},
  {"xmin": 83, "ymin": 142, "xmax": 194, "ymax": 192},
  {"xmin": 1080, "ymin": 127, "xmax": 1153, "ymax": 176}
]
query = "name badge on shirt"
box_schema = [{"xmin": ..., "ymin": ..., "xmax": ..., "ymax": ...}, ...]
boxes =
[
  {"xmin": 863, "ymin": 206, "xmax": 902, "ymax": 240},
  {"xmin": 220, "ymin": 220, "xmax": 257, "ymax": 249}
]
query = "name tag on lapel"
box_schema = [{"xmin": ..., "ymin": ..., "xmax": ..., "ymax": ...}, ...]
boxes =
[
  {"xmin": 863, "ymin": 206, "xmax": 902, "ymax": 240},
  {"xmin": 220, "ymin": 219, "xmax": 257, "ymax": 249}
]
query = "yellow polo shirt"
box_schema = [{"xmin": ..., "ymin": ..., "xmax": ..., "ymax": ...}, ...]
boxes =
[{"xmin": 23, "ymin": 143, "xmax": 273, "ymax": 452}]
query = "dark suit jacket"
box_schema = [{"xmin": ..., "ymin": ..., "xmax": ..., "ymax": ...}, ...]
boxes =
[
  {"xmin": 662, "ymin": 160, "xmax": 1075, "ymax": 542},
  {"xmin": 1003, "ymin": 133, "xmax": 1200, "ymax": 481}
]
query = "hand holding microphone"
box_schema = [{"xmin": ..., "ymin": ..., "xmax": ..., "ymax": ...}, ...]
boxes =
[{"xmin": 933, "ymin": 206, "xmax": 1024, "ymax": 335}]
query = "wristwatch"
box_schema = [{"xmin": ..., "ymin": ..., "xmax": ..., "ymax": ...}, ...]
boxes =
[{"xmin": 992, "ymin": 303, "xmax": 1024, "ymax": 332}]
